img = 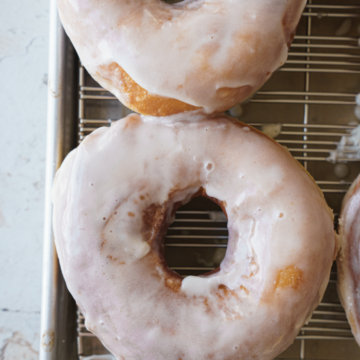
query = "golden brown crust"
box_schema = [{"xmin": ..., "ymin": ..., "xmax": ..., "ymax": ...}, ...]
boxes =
[
  {"xmin": 275, "ymin": 266, "xmax": 303, "ymax": 290},
  {"xmin": 99, "ymin": 63, "xmax": 200, "ymax": 116}
]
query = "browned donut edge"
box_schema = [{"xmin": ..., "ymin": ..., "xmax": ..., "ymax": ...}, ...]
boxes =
[
  {"xmin": 97, "ymin": 63, "xmax": 201, "ymax": 116},
  {"xmin": 96, "ymin": 63, "xmax": 257, "ymax": 116}
]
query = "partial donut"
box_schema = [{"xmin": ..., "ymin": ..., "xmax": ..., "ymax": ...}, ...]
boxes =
[
  {"xmin": 337, "ymin": 174, "xmax": 360, "ymax": 344},
  {"xmin": 57, "ymin": 0, "xmax": 306, "ymax": 116},
  {"xmin": 53, "ymin": 113, "xmax": 336, "ymax": 360}
]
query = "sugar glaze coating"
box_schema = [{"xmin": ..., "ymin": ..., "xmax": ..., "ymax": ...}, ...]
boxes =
[
  {"xmin": 57, "ymin": 0, "xmax": 306, "ymax": 115},
  {"xmin": 338, "ymin": 174, "xmax": 360, "ymax": 344},
  {"xmin": 53, "ymin": 114, "xmax": 335, "ymax": 360}
]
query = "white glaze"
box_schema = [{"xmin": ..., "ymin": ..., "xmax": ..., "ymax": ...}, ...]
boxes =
[
  {"xmin": 355, "ymin": 106, "xmax": 360, "ymax": 120},
  {"xmin": 328, "ymin": 125, "xmax": 360, "ymax": 163},
  {"xmin": 334, "ymin": 163, "xmax": 349, "ymax": 179},
  {"xmin": 57, "ymin": 0, "xmax": 306, "ymax": 113},
  {"xmin": 261, "ymin": 123, "xmax": 282, "ymax": 139},
  {"xmin": 356, "ymin": 93, "xmax": 360, "ymax": 106},
  {"xmin": 53, "ymin": 114, "xmax": 335, "ymax": 360},
  {"xmin": 337, "ymin": 173, "xmax": 360, "ymax": 345},
  {"xmin": 228, "ymin": 104, "xmax": 243, "ymax": 118}
]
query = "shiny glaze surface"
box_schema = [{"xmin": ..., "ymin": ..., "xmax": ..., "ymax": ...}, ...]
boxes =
[
  {"xmin": 53, "ymin": 114, "xmax": 335, "ymax": 360},
  {"xmin": 57, "ymin": 0, "xmax": 306, "ymax": 114}
]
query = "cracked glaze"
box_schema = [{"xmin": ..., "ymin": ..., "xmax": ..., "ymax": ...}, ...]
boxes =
[
  {"xmin": 57, "ymin": 0, "xmax": 306, "ymax": 115},
  {"xmin": 53, "ymin": 114, "xmax": 335, "ymax": 360},
  {"xmin": 338, "ymin": 174, "xmax": 360, "ymax": 345}
]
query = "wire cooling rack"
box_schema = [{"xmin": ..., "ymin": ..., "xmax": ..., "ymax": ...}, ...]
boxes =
[{"xmin": 76, "ymin": 2, "xmax": 360, "ymax": 359}]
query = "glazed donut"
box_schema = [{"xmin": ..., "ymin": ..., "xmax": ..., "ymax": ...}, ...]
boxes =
[
  {"xmin": 57, "ymin": 0, "xmax": 306, "ymax": 116},
  {"xmin": 53, "ymin": 113, "xmax": 336, "ymax": 360},
  {"xmin": 337, "ymin": 174, "xmax": 360, "ymax": 344}
]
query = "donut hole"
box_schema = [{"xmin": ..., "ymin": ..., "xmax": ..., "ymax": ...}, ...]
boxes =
[{"xmin": 164, "ymin": 196, "xmax": 228, "ymax": 277}]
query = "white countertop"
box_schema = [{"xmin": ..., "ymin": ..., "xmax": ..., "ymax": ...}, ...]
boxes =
[{"xmin": 0, "ymin": 0, "xmax": 49, "ymax": 357}]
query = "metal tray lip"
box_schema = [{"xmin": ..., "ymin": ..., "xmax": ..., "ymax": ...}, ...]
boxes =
[{"xmin": 40, "ymin": 0, "xmax": 78, "ymax": 359}]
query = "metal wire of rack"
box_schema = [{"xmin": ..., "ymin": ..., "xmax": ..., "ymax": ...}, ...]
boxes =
[{"xmin": 76, "ymin": 2, "xmax": 360, "ymax": 360}]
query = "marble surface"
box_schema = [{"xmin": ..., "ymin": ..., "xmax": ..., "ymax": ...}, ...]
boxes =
[{"xmin": 0, "ymin": 0, "xmax": 49, "ymax": 357}]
